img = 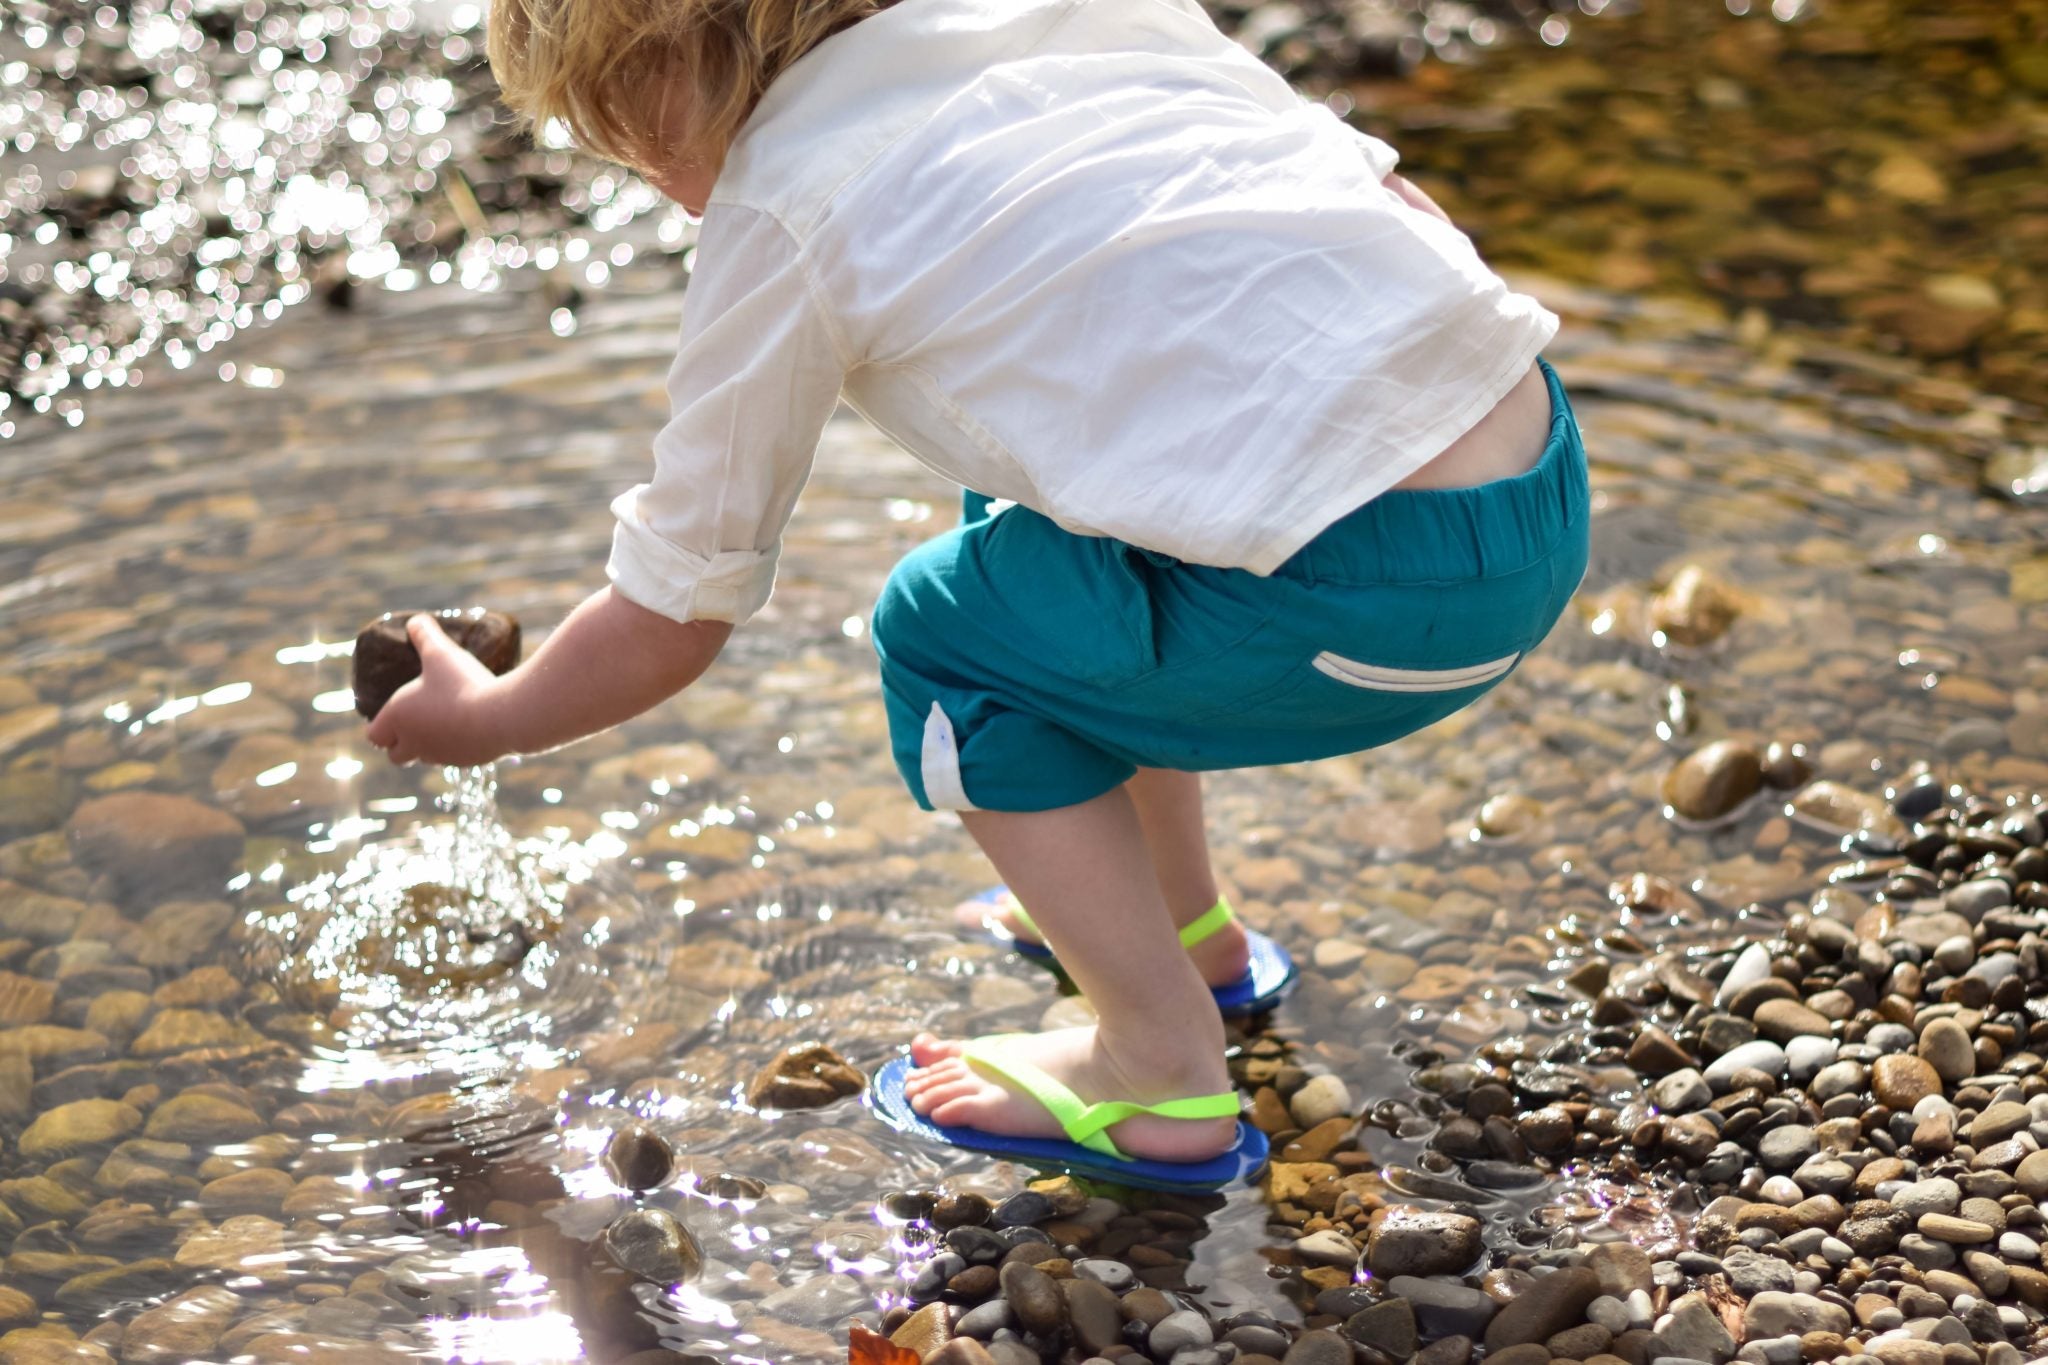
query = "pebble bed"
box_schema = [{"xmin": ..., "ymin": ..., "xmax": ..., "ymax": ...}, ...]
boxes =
[{"xmin": 864, "ymin": 778, "xmax": 2048, "ymax": 1365}]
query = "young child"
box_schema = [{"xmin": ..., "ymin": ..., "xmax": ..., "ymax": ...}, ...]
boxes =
[{"xmin": 369, "ymin": 0, "xmax": 1588, "ymax": 1183}]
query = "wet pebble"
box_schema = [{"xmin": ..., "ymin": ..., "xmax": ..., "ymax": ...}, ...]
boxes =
[
  {"xmin": 1150, "ymin": 1309, "xmax": 1215, "ymax": 1357},
  {"xmin": 601, "ymin": 1123, "xmax": 675, "ymax": 1191},
  {"xmin": 601, "ymin": 1208, "xmax": 702, "ymax": 1284},
  {"xmin": 743, "ymin": 1041, "xmax": 866, "ymax": 1109},
  {"xmin": 1665, "ymin": 741, "xmax": 1765, "ymax": 822},
  {"xmin": 1367, "ymin": 1207, "xmax": 1485, "ymax": 1277}
]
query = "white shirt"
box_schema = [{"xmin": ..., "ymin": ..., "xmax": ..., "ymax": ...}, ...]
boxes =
[{"xmin": 607, "ymin": 0, "xmax": 1558, "ymax": 626}]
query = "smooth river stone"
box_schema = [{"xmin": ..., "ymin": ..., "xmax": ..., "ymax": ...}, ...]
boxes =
[
  {"xmin": 1703, "ymin": 1041, "xmax": 1788, "ymax": 1090},
  {"xmin": 1971, "ymin": 1101, "xmax": 2030, "ymax": 1148},
  {"xmin": 1664, "ymin": 741, "xmax": 1764, "ymax": 822},
  {"xmin": 1714, "ymin": 942, "xmax": 1775, "ymax": 1008},
  {"xmin": 1917, "ymin": 1018, "xmax": 1975, "ymax": 1083},
  {"xmin": 1484, "ymin": 1267, "xmax": 1601, "ymax": 1350},
  {"xmin": 1788, "ymin": 782, "xmax": 1906, "ymax": 839},
  {"xmin": 352, "ymin": 609, "xmax": 522, "ymax": 720},
  {"xmin": 1919, "ymin": 1214, "xmax": 1995, "ymax": 1245},
  {"xmin": 2017, "ymin": 1150, "xmax": 2048, "ymax": 1202},
  {"xmin": 602, "ymin": 1208, "xmax": 702, "ymax": 1284},
  {"xmin": 65, "ymin": 793, "xmax": 245, "ymax": 903},
  {"xmin": 1754, "ymin": 999, "xmax": 1832, "ymax": 1043},
  {"xmin": 1786, "ymin": 1036, "xmax": 1839, "ymax": 1084},
  {"xmin": 1872, "ymin": 1055, "xmax": 1943, "ymax": 1109},
  {"xmin": 1367, "ymin": 1206, "xmax": 1484, "ymax": 1277},
  {"xmin": 18, "ymin": 1099, "xmax": 141, "ymax": 1160},
  {"xmin": 601, "ymin": 1123, "xmax": 675, "ymax": 1191}
]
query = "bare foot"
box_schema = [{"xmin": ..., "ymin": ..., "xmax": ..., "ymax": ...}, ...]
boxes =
[
  {"xmin": 901, "ymin": 1026, "xmax": 1237, "ymax": 1162},
  {"xmin": 954, "ymin": 896, "xmax": 1253, "ymax": 989}
]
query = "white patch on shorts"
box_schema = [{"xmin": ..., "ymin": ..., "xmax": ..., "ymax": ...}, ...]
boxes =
[
  {"xmin": 1310, "ymin": 650, "xmax": 1521, "ymax": 693},
  {"xmin": 920, "ymin": 702, "xmax": 976, "ymax": 811}
]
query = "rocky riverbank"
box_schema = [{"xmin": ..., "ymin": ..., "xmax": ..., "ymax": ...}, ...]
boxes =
[{"xmin": 872, "ymin": 777, "xmax": 2048, "ymax": 1365}]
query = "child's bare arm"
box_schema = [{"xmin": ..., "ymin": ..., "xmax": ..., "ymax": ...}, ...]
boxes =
[{"xmin": 367, "ymin": 588, "xmax": 730, "ymax": 766}]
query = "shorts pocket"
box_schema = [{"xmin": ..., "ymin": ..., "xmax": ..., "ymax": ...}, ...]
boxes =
[{"xmin": 1310, "ymin": 649, "xmax": 1522, "ymax": 693}]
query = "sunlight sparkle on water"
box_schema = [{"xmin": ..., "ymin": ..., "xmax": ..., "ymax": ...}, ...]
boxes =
[
  {"xmin": 251, "ymin": 767, "xmax": 609, "ymax": 1088},
  {"xmin": 278, "ymin": 638, "xmax": 356, "ymax": 664}
]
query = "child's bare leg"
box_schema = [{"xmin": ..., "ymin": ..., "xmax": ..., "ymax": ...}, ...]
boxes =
[
  {"xmin": 906, "ymin": 786, "xmax": 1235, "ymax": 1160},
  {"xmin": 958, "ymin": 767, "xmax": 1250, "ymax": 986},
  {"xmin": 1124, "ymin": 767, "xmax": 1250, "ymax": 983}
]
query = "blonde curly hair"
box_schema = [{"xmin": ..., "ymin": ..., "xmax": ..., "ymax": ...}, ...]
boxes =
[{"xmin": 488, "ymin": 0, "xmax": 885, "ymax": 169}]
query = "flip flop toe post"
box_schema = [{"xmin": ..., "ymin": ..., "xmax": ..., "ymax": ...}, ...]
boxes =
[{"xmin": 867, "ymin": 1041, "xmax": 1267, "ymax": 1192}]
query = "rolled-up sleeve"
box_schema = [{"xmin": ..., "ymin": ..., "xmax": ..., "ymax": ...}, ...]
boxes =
[{"xmin": 606, "ymin": 205, "xmax": 849, "ymax": 626}]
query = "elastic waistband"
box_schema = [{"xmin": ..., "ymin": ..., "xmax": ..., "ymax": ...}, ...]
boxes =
[{"xmin": 1279, "ymin": 358, "xmax": 1588, "ymax": 586}]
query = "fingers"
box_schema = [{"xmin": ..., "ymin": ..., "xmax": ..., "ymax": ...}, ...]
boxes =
[{"xmin": 408, "ymin": 613, "xmax": 453, "ymax": 662}]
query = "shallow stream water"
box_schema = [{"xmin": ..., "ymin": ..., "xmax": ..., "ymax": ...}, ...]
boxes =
[{"xmin": 3, "ymin": 3, "xmax": 2048, "ymax": 1363}]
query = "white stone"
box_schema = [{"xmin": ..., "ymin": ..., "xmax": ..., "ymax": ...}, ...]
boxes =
[
  {"xmin": 1660, "ymin": 1292, "xmax": 1735, "ymax": 1365},
  {"xmin": 1588, "ymin": 1296, "xmax": 1633, "ymax": 1334},
  {"xmin": 1288, "ymin": 1073, "xmax": 1352, "ymax": 1129},
  {"xmin": 1715, "ymin": 942, "xmax": 1774, "ymax": 1007},
  {"xmin": 1293, "ymin": 1230, "xmax": 1360, "ymax": 1268}
]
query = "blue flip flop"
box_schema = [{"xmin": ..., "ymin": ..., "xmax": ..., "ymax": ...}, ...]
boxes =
[
  {"xmin": 867, "ymin": 1045, "xmax": 1268, "ymax": 1192},
  {"xmin": 968, "ymin": 890, "xmax": 1298, "ymax": 1016}
]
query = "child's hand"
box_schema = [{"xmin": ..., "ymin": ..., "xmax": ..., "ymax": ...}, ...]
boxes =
[{"xmin": 365, "ymin": 615, "xmax": 513, "ymax": 767}]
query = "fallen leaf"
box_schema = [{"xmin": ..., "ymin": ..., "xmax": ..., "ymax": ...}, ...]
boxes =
[{"xmin": 849, "ymin": 1323, "xmax": 919, "ymax": 1365}]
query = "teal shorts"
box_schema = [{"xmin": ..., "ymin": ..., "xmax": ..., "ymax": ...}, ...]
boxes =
[{"xmin": 871, "ymin": 359, "xmax": 1591, "ymax": 812}]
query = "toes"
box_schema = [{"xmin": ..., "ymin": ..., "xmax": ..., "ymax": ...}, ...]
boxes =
[
  {"xmin": 925, "ymin": 1092, "xmax": 995, "ymax": 1128},
  {"xmin": 910, "ymin": 1033, "xmax": 969, "ymax": 1066},
  {"xmin": 903, "ymin": 1057, "xmax": 966, "ymax": 1096},
  {"xmin": 908, "ymin": 1076, "xmax": 984, "ymax": 1116}
]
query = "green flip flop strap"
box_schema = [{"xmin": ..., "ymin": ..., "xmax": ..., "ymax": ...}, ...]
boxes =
[
  {"xmin": 1176, "ymin": 898, "xmax": 1235, "ymax": 949},
  {"xmin": 960, "ymin": 1034, "xmax": 1240, "ymax": 1161},
  {"xmin": 1003, "ymin": 896, "xmax": 1042, "ymax": 941},
  {"xmin": 1005, "ymin": 897, "xmax": 1233, "ymax": 951}
]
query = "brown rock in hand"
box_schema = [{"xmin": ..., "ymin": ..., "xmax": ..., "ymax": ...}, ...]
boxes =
[
  {"xmin": 745, "ymin": 1041, "xmax": 866, "ymax": 1110},
  {"xmin": 352, "ymin": 609, "xmax": 522, "ymax": 720}
]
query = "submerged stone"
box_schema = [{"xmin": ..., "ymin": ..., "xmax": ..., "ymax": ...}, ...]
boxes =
[
  {"xmin": 602, "ymin": 1208, "xmax": 702, "ymax": 1284},
  {"xmin": 744, "ymin": 1041, "xmax": 865, "ymax": 1110},
  {"xmin": 1664, "ymin": 741, "xmax": 1764, "ymax": 822},
  {"xmin": 601, "ymin": 1123, "xmax": 675, "ymax": 1191}
]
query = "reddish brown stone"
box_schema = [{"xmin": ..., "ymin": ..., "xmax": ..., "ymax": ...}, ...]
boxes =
[{"xmin": 352, "ymin": 609, "xmax": 522, "ymax": 719}]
